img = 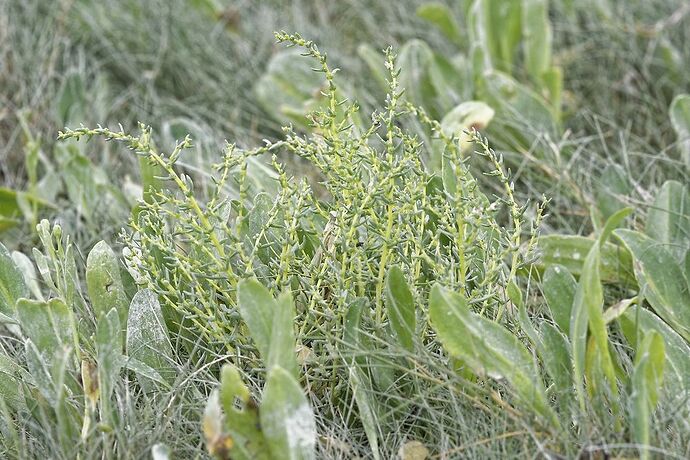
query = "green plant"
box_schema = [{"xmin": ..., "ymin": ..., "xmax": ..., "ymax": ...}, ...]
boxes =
[
  {"xmin": 203, "ymin": 280, "xmax": 316, "ymax": 460},
  {"xmin": 59, "ymin": 33, "xmax": 546, "ymax": 457},
  {"xmin": 0, "ymin": 221, "xmax": 195, "ymax": 458},
  {"xmin": 534, "ymin": 182, "xmax": 690, "ymax": 457}
]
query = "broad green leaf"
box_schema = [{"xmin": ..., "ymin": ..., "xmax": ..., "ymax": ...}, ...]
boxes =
[
  {"xmin": 86, "ymin": 241, "xmax": 129, "ymax": 327},
  {"xmin": 397, "ymin": 40, "xmax": 436, "ymax": 114},
  {"xmin": 522, "ymin": 0, "xmax": 552, "ymax": 84},
  {"xmin": 212, "ymin": 365, "xmax": 270, "ymax": 460},
  {"xmin": 429, "ymin": 284, "xmax": 557, "ymax": 427},
  {"xmin": 517, "ymin": 306, "xmax": 571, "ymax": 408},
  {"xmin": 467, "ymin": 0, "xmax": 522, "ymax": 73},
  {"xmin": 126, "ymin": 290, "xmax": 175, "ymax": 388},
  {"xmin": 0, "ymin": 242, "xmax": 28, "ymax": 321},
  {"xmin": 384, "ymin": 266, "xmax": 415, "ymax": 352},
  {"xmin": 618, "ymin": 307, "xmax": 690, "ymax": 408},
  {"xmin": 644, "ymin": 180, "xmax": 690, "ymax": 262},
  {"xmin": 11, "ymin": 251, "xmax": 43, "ymax": 301},
  {"xmin": 542, "ymin": 66, "xmax": 563, "ymax": 119},
  {"xmin": 539, "ymin": 323, "xmax": 572, "ymax": 406},
  {"xmin": 16, "ymin": 298, "xmax": 77, "ymax": 364},
  {"xmin": 428, "ymin": 54, "xmax": 472, "ymax": 115},
  {"xmin": 237, "ymin": 279, "xmax": 298, "ymax": 376},
  {"xmin": 536, "ymin": 235, "xmax": 634, "ymax": 284},
  {"xmin": 124, "ymin": 358, "xmax": 169, "ymax": 388},
  {"xmin": 630, "ymin": 331, "xmax": 665, "ymax": 460},
  {"xmin": 615, "ymin": 229, "xmax": 690, "ymax": 342},
  {"xmin": 669, "ymin": 94, "xmax": 690, "ymax": 169},
  {"xmin": 237, "ymin": 279, "xmax": 274, "ymax": 359},
  {"xmin": 269, "ymin": 292, "xmax": 299, "ymax": 377},
  {"xmin": 542, "ymin": 264, "xmax": 576, "ymax": 334},
  {"xmin": 480, "ymin": 71, "xmax": 558, "ymax": 148},
  {"xmin": 416, "ymin": 3, "xmax": 462, "ymax": 46},
  {"xmin": 254, "ymin": 49, "xmax": 330, "ymax": 129},
  {"xmin": 24, "ymin": 338, "xmax": 56, "ymax": 406},
  {"xmin": 260, "ymin": 366, "xmax": 316, "ymax": 460}
]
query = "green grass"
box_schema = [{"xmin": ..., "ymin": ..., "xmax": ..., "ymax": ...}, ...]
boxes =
[{"xmin": 1, "ymin": 1, "xmax": 689, "ymax": 459}]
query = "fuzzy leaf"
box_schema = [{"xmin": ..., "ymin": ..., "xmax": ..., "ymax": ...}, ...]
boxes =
[
  {"xmin": 644, "ymin": 180, "xmax": 690, "ymax": 262},
  {"xmin": 618, "ymin": 307, "xmax": 689, "ymax": 408},
  {"xmin": 429, "ymin": 284, "xmax": 557, "ymax": 427},
  {"xmin": 126, "ymin": 290, "xmax": 175, "ymax": 388},
  {"xmin": 615, "ymin": 229, "xmax": 690, "ymax": 342},
  {"xmin": 86, "ymin": 240, "xmax": 129, "ymax": 327},
  {"xmin": 630, "ymin": 331, "xmax": 665, "ymax": 460},
  {"xmin": 260, "ymin": 366, "xmax": 316, "ymax": 460},
  {"xmin": 542, "ymin": 264, "xmax": 576, "ymax": 334},
  {"xmin": 385, "ymin": 266, "xmax": 416, "ymax": 352},
  {"xmin": 416, "ymin": 2, "xmax": 462, "ymax": 46},
  {"xmin": 237, "ymin": 279, "xmax": 298, "ymax": 377},
  {"xmin": 0, "ymin": 242, "xmax": 28, "ymax": 322}
]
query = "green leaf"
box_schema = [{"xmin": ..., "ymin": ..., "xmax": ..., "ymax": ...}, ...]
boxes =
[
  {"xmin": 522, "ymin": 0, "xmax": 552, "ymax": 84},
  {"xmin": 615, "ymin": 229, "xmax": 690, "ymax": 342},
  {"xmin": 124, "ymin": 357, "xmax": 169, "ymax": 387},
  {"xmin": 24, "ymin": 338, "xmax": 56, "ymax": 406},
  {"xmin": 480, "ymin": 71, "xmax": 559, "ymax": 147},
  {"xmin": 16, "ymin": 298, "xmax": 77, "ymax": 364},
  {"xmin": 96, "ymin": 308, "xmax": 122, "ymax": 420},
  {"xmin": 644, "ymin": 180, "xmax": 690, "ymax": 262},
  {"xmin": 384, "ymin": 266, "xmax": 416, "ymax": 352},
  {"xmin": 570, "ymin": 208, "xmax": 630, "ymax": 412},
  {"xmin": 429, "ymin": 284, "xmax": 557, "ymax": 427},
  {"xmin": 669, "ymin": 94, "xmax": 690, "ymax": 169},
  {"xmin": 0, "ymin": 188, "xmax": 22, "ymax": 232},
  {"xmin": 630, "ymin": 331, "xmax": 665, "ymax": 460},
  {"xmin": 237, "ymin": 279, "xmax": 298, "ymax": 377},
  {"xmin": 260, "ymin": 366, "xmax": 316, "ymax": 460},
  {"xmin": 542, "ymin": 264, "xmax": 576, "ymax": 334},
  {"xmin": 86, "ymin": 241, "xmax": 129, "ymax": 327},
  {"xmin": 211, "ymin": 365, "xmax": 270, "ymax": 460},
  {"xmin": 416, "ymin": 2, "xmax": 462, "ymax": 46},
  {"xmin": 11, "ymin": 251, "xmax": 43, "ymax": 301},
  {"xmin": 618, "ymin": 306, "xmax": 690, "ymax": 408},
  {"xmin": 357, "ymin": 44, "xmax": 387, "ymax": 91},
  {"xmin": 536, "ymin": 235, "xmax": 634, "ymax": 284},
  {"xmin": 539, "ymin": 323, "xmax": 572, "ymax": 405},
  {"xmin": 254, "ymin": 49, "xmax": 327, "ymax": 129},
  {"xmin": 126, "ymin": 290, "xmax": 175, "ymax": 388},
  {"xmin": 269, "ymin": 292, "xmax": 299, "ymax": 377},
  {"xmin": 0, "ymin": 242, "xmax": 28, "ymax": 322},
  {"xmin": 397, "ymin": 40, "xmax": 436, "ymax": 114}
]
